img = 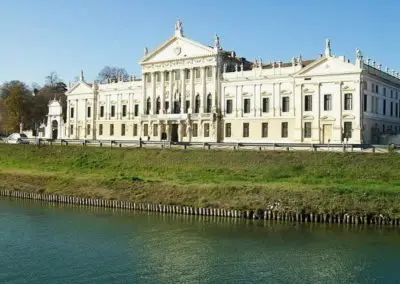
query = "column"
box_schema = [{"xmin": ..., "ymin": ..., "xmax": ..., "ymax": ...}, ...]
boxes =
[
  {"xmin": 75, "ymin": 99, "xmax": 78, "ymax": 139},
  {"xmin": 190, "ymin": 68, "xmax": 194, "ymax": 114},
  {"xmin": 168, "ymin": 70, "xmax": 173, "ymax": 114},
  {"xmin": 152, "ymin": 72, "xmax": 156, "ymax": 115},
  {"xmin": 161, "ymin": 72, "xmax": 165, "ymax": 114},
  {"xmin": 166, "ymin": 122, "xmax": 171, "ymax": 140},
  {"xmin": 180, "ymin": 69, "xmax": 185, "ymax": 114},
  {"xmin": 253, "ymin": 84, "xmax": 258, "ymax": 117},
  {"xmin": 141, "ymin": 73, "xmax": 147, "ymax": 114},
  {"xmin": 294, "ymin": 84, "xmax": 303, "ymax": 142},
  {"xmin": 84, "ymin": 99, "xmax": 87, "ymax": 138},
  {"xmin": 66, "ymin": 100, "xmax": 70, "ymax": 137},
  {"xmin": 200, "ymin": 67, "xmax": 206, "ymax": 113},
  {"xmin": 353, "ymin": 81, "xmax": 362, "ymax": 143},
  {"xmin": 212, "ymin": 66, "xmax": 217, "ymax": 112},
  {"xmin": 315, "ymin": 83, "xmax": 321, "ymax": 143}
]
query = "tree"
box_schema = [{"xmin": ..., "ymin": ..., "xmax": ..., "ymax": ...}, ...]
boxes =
[
  {"xmin": 3, "ymin": 81, "xmax": 32, "ymax": 133},
  {"xmin": 97, "ymin": 66, "xmax": 128, "ymax": 82},
  {"xmin": 45, "ymin": 71, "xmax": 60, "ymax": 87}
]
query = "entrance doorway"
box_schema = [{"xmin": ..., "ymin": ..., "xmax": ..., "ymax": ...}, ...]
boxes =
[
  {"xmin": 51, "ymin": 120, "xmax": 58, "ymax": 140},
  {"xmin": 323, "ymin": 124, "xmax": 332, "ymax": 144},
  {"xmin": 171, "ymin": 124, "xmax": 179, "ymax": 142}
]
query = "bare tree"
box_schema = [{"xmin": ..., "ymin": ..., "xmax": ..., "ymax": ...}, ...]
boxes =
[{"xmin": 97, "ymin": 66, "xmax": 128, "ymax": 82}]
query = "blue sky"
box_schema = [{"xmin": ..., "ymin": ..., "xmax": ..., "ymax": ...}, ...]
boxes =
[{"xmin": 1, "ymin": 0, "xmax": 399, "ymax": 87}]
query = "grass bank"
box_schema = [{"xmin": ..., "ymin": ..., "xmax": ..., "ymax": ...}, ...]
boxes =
[{"xmin": 0, "ymin": 144, "xmax": 399, "ymax": 216}]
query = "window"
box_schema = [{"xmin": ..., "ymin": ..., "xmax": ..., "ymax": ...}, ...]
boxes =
[
  {"xmin": 70, "ymin": 125, "xmax": 73, "ymax": 135},
  {"xmin": 99, "ymin": 124, "xmax": 103, "ymax": 135},
  {"xmin": 134, "ymin": 104, "xmax": 139, "ymax": 116},
  {"xmin": 376, "ymin": 85, "xmax": 379, "ymax": 93},
  {"xmin": 165, "ymin": 101, "xmax": 169, "ymax": 113},
  {"xmin": 304, "ymin": 95, "xmax": 312, "ymax": 111},
  {"xmin": 364, "ymin": 95, "xmax": 368, "ymax": 111},
  {"xmin": 206, "ymin": 94, "xmax": 212, "ymax": 113},
  {"xmin": 146, "ymin": 73, "xmax": 151, "ymax": 83},
  {"xmin": 344, "ymin": 93, "xmax": 352, "ymax": 110},
  {"xmin": 156, "ymin": 72, "xmax": 160, "ymax": 82},
  {"xmin": 226, "ymin": 99, "xmax": 233, "ymax": 114},
  {"xmin": 396, "ymin": 103, "xmax": 399, "ymax": 117},
  {"xmin": 194, "ymin": 95, "xmax": 200, "ymax": 113},
  {"xmin": 110, "ymin": 124, "xmax": 114, "ymax": 136},
  {"xmin": 156, "ymin": 97, "xmax": 161, "ymax": 114},
  {"xmin": 204, "ymin": 123, "xmax": 210, "ymax": 137},
  {"xmin": 244, "ymin": 98, "xmax": 251, "ymax": 113},
  {"xmin": 206, "ymin": 67, "xmax": 212, "ymax": 77},
  {"xmin": 122, "ymin": 105, "xmax": 127, "ymax": 117},
  {"xmin": 391, "ymin": 102, "xmax": 394, "ymax": 116},
  {"xmin": 121, "ymin": 124, "xmax": 126, "ymax": 136},
  {"xmin": 384, "ymin": 88, "xmax": 386, "ymax": 96},
  {"xmin": 111, "ymin": 105, "xmax": 115, "ymax": 117},
  {"xmin": 243, "ymin": 123, "xmax": 249, "ymax": 137},
  {"xmin": 383, "ymin": 99, "xmax": 386, "ymax": 115},
  {"xmin": 87, "ymin": 107, "xmax": 91, "ymax": 118},
  {"xmin": 164, "ymin": 72, "xmax": 169, "ymax": 81},
  {"xmin": 281, "ymin": 122, "xmax": 288, "ymax": 138},
  {"xmin": 87, "ymin": 124, "xmax": 91, "ymax": 135},
  {"xmin": 185, "ymin": 100, "xmax": 190, "ymax": 113},
  {"xmin": 282, "ymin": 96, "xmax": 289, "ymax": 112},
  {"xmin": 262, "ymin": 123, "xmax": 268, "ymax": 138},
  {"xmin": 262, "ymin": 98, "xmax": 270, "ymax": 113},
  {"xmin": 100, "ymin": 106, "xmax": 104, "ymax": 117},
  {"xmin": 195, "ymin": 68, "xmax": 200, "ymax": 78},
  {"xmin": 192, "ymin": 123, "xmax": 198, "ymax": 137},
  {"xmin": 146, "ymin": 98, "xmax": 151, "ymax": 115},
  {"xmin": 70, "ymin": 107, "xmax": 74, "ymax": 118},
  {"xmin": 185, "ymin": 69, "xmax": 190, "ymax": 80},
  {"xmin": 324, "ymin": 94, "xmax": 332, "ymax": 111},
  {"xmin": 133, "ymin": 124, "xmax": 138, "ymax": 136},
  {"xmin": 153, "ymin": 124, "xmax": 158, "ymax": 136},
  {"xmin": 304, "ymin": 122, "xmax": 312, "ymax": 138},
  {"xmin": 225, "ymin": 123, "xmax": 231, "ymax": 137},
  {"xmin": 344, "ymin": 122, "xmax": 352, "ymax": 139},
  {"xmin": 175, "ymin": 70, "xmax": 180, "ymax": 80},
  {"xmin": 143, "ymin": 124, "xmax": 148, "ymax": 136}
]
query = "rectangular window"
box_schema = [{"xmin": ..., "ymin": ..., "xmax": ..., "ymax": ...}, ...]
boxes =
[
  {"xmin": 185, "ymin": 69, "xmax": 190, "ymax": 80},
  {"xmin": 262, "ymin": 122, "xmax": 268, "ymax": 138},
  {"xmin": 206, "ymin": 67, "xmax": 212, "ymax": 77},
  {"xmin": 110, "ymin": 124, "xmax": 114, "ymax": 136},
  {"xmin": 304, "ymin": 122, "xmax": 312, "ymax": 138},
  {"xmin": 262, "ymin": 97, "xmax": 270, "ymax": 113},
  {"xmin": 153, "ymin": 124, "xmax": 158, "ymax": 136},
  {"xmin": 226, "ymin": 99, "xmax": 233, "ymax": 114},
  {"xmin": 376, "ymin": 85, "xmax": 379, "ymax": 93},
  {"xmin": 165, "ymin": 72, "xmax": 169, "ymax": 81},
  {"xmin": 244, "ymin": 98, "xmax": 251, "ymax": 113},
  {"xmin": 281, "ymin": 122, "xmax": 288, "ymax": 138},
  {"xmin": 87, "ymin": 107, "xmax": 91, "ymax": 118},
  {"xmin": 204, "ymin": 123, "xmax": 210, "ymax": 137},
  {"xmin": 391, "ymin": 102, "xmax": 394, "ymax": 116},
  {"xmin": 225, "ymin": 123, "xmax": 231, "ymax": 137},
  {"xmin": 344, "ymin": 122, "xmax": 352, "ymax": 139},
  {"xmin": 133, "ymin": 124, "xmax": 138, "ymax": 136},
  {"xmin": 111, "ymin": 105, "xmax": 115, "ymax": 117},
  {"xmin": 143, "ymin": 124, "xmax": 148, "ymax": 137},
  {"xmin": 100, "ymin": 106, "xmax": 104, "ymax": 117},
  {"xmin": 99, "ymin": 124, "xmax": 103, "ymax": 135},
  {"xmin": 185, "ymin": 100, "xmax": 190, "ymax": 113},
  {"xmin": 146, "ymin": 73, "xmax": 151, "ymax": 83},
  {"xmin": 384, "ymin": 88, "xmax": 386, "ymax": 96},
  {"xmin": 242, "ymin": 123, "xmax": 249, "ymax": 137},
  {"xmin": 70, "ymin": 107, "xmax": 74, "ymax": 118},
  {"xmin": 134, "ymin": 104, "xmax": 139, "ymax": 116},
  {"xmin": 165, "ymin": 101, "xmax": 169, "ymax": 113},
  {"xmin": 344, "ymin": 93, "xmax": 352, "ymax": 110},
  {"xmin": 122, "ymin": 105, "xmax": 127, "ymax": 117},
  {"xmin": 364, "ymin": 95, "xmax": 368, "ymax": 112},
  {"xmin": 87, "ymin": 124, "xmax": 91, "ymax": 135},
  {"xmin": 324, "ymin": 94, "xmax": 332, "ymax": 111},
  {"xmin": 175, "ymin": 71, "xmax": 180, "ymax": 80},
  {"xmin": 192, "ymin": 123, "xmax": 198, "ymax": 137},
  {"xmin": 121, "ymin": 124, "xmax": 126, "ymax": 136},
  {"xmin": 282, "ymin": 96, "xmax": 289, "ymax": 112},
  {"xmin": 195, "ymin": 68, "xmax": 200, "ymax": 78},
  {"xmin": 156, "ymin": 72, "xmax": 160, "ymax": 82},
  {"xmin": 383, "ymin": 99, "xmax": 386, "ymax": 115},
  {"xmin": 396, "ymin": 103, "xmax": 399, "ymax": 117},
  {"xmin": 70, "ymin": 125, "xmax": 74, "ymax": 135},
  {"xmin": 304, "ymin": 95, "xmax": 312, "ymax": 111}
]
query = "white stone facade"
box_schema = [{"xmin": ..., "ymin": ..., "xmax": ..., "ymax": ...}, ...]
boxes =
[{"xmin": 65, "ymin": 21, "xmax": 400, "ymax": 144}]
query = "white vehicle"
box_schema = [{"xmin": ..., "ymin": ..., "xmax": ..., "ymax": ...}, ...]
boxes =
[{"xmin": 6, "ymin": 133, "xmax": 30, "ymax": 144}]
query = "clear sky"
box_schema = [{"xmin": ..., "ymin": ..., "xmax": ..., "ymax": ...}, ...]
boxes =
[{"xmin": 1, "ymin": 0, "xmax": 399, "ymax": 87}]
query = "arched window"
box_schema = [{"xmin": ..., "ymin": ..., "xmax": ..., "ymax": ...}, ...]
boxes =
[
  {"xmin": 195, "ymin": 94, "xmax": 200, "ymax": 113},
  {"xmin": 156, "ymin": 97, "xmax": 161, "ymax": 114},
  {"xmin": 146, "ymin": 97, "xmax": 151, "ymax": 115},
  {"xmin": 206, "ymin": 93, "xmax": 212, "ymax": 113}
]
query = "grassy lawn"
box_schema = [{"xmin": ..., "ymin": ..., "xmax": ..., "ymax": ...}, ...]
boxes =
[{"xmin": 0, "ymin": 143, "xmax": 400, "ymax": 216}]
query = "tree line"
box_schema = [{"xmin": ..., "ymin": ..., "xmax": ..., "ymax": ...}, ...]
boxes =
[{"xmin": 0, "ymin": 66, "xmax": 127, "ymax": 136}]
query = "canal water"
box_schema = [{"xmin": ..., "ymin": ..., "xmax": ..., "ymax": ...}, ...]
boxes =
[{"xmin": 0, "ymin": 198, "xmax": 399, "ymax": 284}]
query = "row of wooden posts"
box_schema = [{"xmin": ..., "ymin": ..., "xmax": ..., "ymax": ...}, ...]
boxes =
[{"xmin": 1, "ymin": 189, "xmax": 399, "ymax": 226}]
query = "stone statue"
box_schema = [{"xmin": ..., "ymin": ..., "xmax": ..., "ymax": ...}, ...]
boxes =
[
  {"xmin": 214, "ymin": 34, "xmax": 220, "ymax": 50},
  {"xmin": 356, "ymin": 48, "xmax": 362, "ymax": 59},
  {"xmin": 175, "ymin": 19, "xmax": 183, "ymax": 36},
  {"xmin": 186, "ymin": 124, "xmax": 191, "ymax": 138},
  {"xmin": 144, "ymin": 47, "xmax": 148, "ymax": 56}
]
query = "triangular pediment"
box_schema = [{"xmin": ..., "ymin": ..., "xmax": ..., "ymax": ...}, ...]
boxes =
[
  {"xmin": 141, "ymin": 36, "xmax": 216, "ymax": 64},
  {"xmin": 295, "ymin": 57, "xmax": 361, "ymax": 77},
  {"xmin": 67, "ymin": 81, "xmax": 93, "ymax": 95}
]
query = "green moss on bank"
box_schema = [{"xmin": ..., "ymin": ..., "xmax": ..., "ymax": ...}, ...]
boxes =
[{"xmin": 0, "ymin": 144, "xmax": 399, "ymax": 216}]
